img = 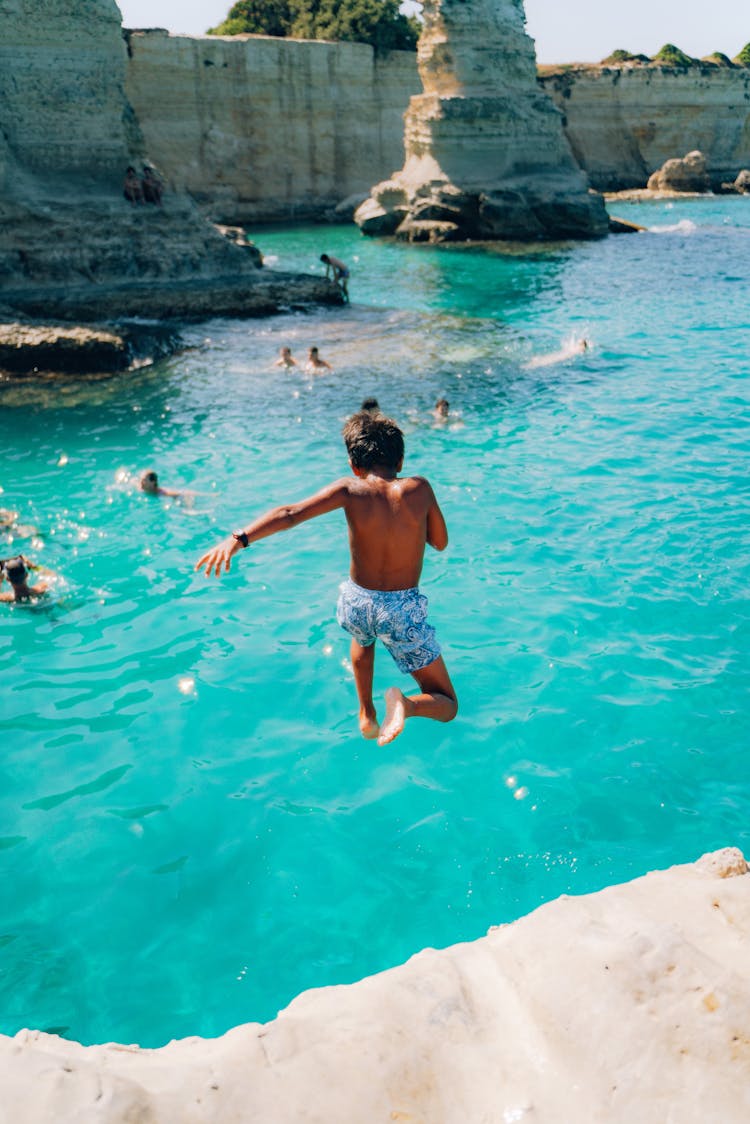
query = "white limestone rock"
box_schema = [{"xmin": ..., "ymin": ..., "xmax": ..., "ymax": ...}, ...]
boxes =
[
  {"xmin": 2, "ymin": 848, "xmax": 750, "ymax": 1123},
  {"xmin": 647, "ymin": 149, "xmax": 711, "ymax": 192},
  {"xmin": 540, "ymin": 63, "xmax": 750, "ymax": 192},
  {"xmin": 356, "ymin": 0, "xmax": 608, "ymax": 241},
  {"xmin": 0, "ymin": 2, "xmax": 338, "ymax": 319}
]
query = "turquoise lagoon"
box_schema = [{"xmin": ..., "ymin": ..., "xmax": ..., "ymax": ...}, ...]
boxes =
[{"xmin": 1, "ymin": 197, "xmax": 748, "ymax": 1047}]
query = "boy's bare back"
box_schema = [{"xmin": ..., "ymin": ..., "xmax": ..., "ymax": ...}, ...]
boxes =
[{"xmin": 341, "ymin": 473, "xmax": 446, "ymax": 591}]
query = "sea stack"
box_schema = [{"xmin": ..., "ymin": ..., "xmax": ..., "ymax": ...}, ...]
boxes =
[
  {"xmin": 0, "ymin": 0, "xmax": 337, "ymax": 322},
  {"xmin": 355, "ymin": 0, "xmax": 609, "ymax": 242}
]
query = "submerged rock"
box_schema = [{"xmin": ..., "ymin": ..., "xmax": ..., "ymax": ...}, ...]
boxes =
[{"xmin": 356, "ymin": 0, "xmax": 608, "ymax": 242}]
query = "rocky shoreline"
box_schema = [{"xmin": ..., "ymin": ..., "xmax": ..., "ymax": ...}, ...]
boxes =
[
  {"xmin": 2, "ymin": 848, "xmax": 748, "ymax": 1123},
  {"xmin": 0, "ymin": 272, "xmax": 342, "ymax": 376}
]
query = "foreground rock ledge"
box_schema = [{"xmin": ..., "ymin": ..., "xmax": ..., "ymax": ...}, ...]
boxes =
[{"xmin": 3, "ymin": 848, "xmax": 750, "ymax": 1123}]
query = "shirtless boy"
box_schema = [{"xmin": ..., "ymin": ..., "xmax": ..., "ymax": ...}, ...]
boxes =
[
  {"xmin": 140, "ymin": 470, "xmax": 183, "ymax": 498},
  {"xmin": 0, "ymin": 556, "xmax": 48, "ymax": 603},
  {"xmin": 195, "ymin": 412, "xmax": 457, "ymax": 745},
  {"xmin": 305, "ymin": 346, "xmax": 333, "ymax": 374},
  {"xmin": 274, "ymin": 346, "xmax": 298, "ymax": 368},
  {"xmin": 320, "ymin": 253, "xmax": 349, "ymax": 302}
]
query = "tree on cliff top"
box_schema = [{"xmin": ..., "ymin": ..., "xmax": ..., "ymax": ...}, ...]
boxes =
[
  {"xmin": 735, "ymin": 43, "xmax": 750, "ymax": 68},
  {"xmin": 207, "ymin": 0, "xmax": 420, "ymax": 52}
]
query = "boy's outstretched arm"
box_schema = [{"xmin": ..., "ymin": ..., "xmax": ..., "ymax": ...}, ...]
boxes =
[{"xmin": 195, "ymin": 478, "xmax": 350, "ymax": 578}]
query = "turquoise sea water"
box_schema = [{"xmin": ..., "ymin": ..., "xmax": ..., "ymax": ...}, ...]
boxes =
[{"xmin": 1, "ymin": 196, "xmax": 748, "ymax": 1047}]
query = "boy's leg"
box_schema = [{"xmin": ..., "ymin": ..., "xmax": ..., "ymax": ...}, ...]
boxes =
[
  {"xmin": 377, "ymin": 656, "xmax": 458, "ymax": 746},
  {"xmin": 350, "ymin": 638, "xmax": 380, "ymax": 739}
]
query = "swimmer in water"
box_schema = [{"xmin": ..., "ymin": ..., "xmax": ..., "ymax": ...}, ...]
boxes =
[
  {"xmin": 305, "ymin": 346, "xmax": 333, "ymax": 374},
  {"xmin": 274, "ymin": 346, "xmax": 298, "ymax": 368},
  {"xmin": 433, "ymin": 398, "xmax": 450, "ymax": 423},
  {"xmin": 0, "ymin": 507, "xmax": 40, "ymax": 538},
  {"xmin": 0, "ymin": 556, "xmax": 48, "ymax": 603},
  {"xmin": 140, "ymin": 470, "xmax": 184, "ymax": 498},
  {"xmin": 525, "ymin": 337, "xmax": 590, "ymax": 370},
  {"xmin": 361, "ymin": 397, "xmax": 381, "ymax": 415}
]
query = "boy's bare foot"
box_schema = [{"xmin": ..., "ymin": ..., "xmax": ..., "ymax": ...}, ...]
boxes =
[
  {"xmin": 377, "ymin": 687, "xmax": 406, "ymax": 746},
  {"xmin": 360, "ymin": 713, "xmax": 380, "ymax": 740}
]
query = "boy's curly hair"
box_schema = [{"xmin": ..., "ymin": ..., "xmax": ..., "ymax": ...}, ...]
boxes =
[{"xmin": 343, "ymin": 412, "xmax": 404, "ymax": 471}]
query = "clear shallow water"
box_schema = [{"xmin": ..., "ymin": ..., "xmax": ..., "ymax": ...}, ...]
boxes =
[{"xmin": 1, "ymin": 196, "xmax": 748, "ymax": 1047}]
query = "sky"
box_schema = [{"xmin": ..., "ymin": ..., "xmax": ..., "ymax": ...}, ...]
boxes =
[{"xmin": 114, "ymin": 0, "xmax": 748, "ymax": 65}]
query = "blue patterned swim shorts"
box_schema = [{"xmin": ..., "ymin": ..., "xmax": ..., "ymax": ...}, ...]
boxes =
[{"xmin": 336, "ymin": 579, "xmax": 441, "ymax": 674}]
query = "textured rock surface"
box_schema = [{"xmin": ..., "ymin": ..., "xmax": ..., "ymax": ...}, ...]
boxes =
[
  {"xmin": 2, "ymin": 848, "xmax": 750, "ymax": 1123},
  {"xmin": 0, "ymin": 1, "xmax": 338, "ymax": 320},
  {"xmin": 647, "ymin": 149, "xmax": 711, "ymax": 192},
  {"xmin": 541, "ymin": 63, "xmax": 750, "ymax": 190},
  {"xmin": 124, "ymin": 30, "xmax": 420, "ymax": 224},
  {"xmin": 0, "ymin": 320, "xmax": 182, "ymax": 374},
  {"xmin": 355, "ymin": 0, "xmax": 608, "ymax": 242}
]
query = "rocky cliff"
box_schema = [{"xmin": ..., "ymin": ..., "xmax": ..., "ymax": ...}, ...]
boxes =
[
  {"xmin": 0, "ymin": 0, "xmax": 339, "ymax": 321},
  {"xmin": 2, "ymin": 849, "xmax": 749, "ymax": 1122},
  {"xmin": 124, "ymin": 30, "xmax": 420, "ymax": 224},
  {"xmin": 540, "ymin": 62, "xmax": 750, "ymax": 190},
  {"xmin": 354, "ymin": 0, "xmax": 608, "ymax": 242}
]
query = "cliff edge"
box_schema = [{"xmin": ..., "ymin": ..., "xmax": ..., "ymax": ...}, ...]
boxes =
[
  {"xmin": 0, "ymin": 0, "xmax": 339, "ymax": 321},
  {"xmin": 2, "ymin": 848, "xmax": 749, "ymax": 1122}
]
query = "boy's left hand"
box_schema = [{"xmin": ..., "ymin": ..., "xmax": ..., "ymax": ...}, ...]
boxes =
[{"xmin": 195, "ymin": 535, "xmax": 242, "ymax": 578}]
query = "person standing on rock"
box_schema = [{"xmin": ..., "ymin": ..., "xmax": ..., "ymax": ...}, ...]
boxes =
[{"xmin": 320, "ymin": 254, "xmax": 350, "ymax": 302}]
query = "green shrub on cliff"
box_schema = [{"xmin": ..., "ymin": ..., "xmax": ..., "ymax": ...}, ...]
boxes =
[
  {"xmin": 702, "ymin": 52, "xmax": 735, "ymax": 67},
  {"xmin": 653, "ymin": 43, "xmax": 696, "ymax": 67},
  {"xmin": 735, "ymin": 43, "xmax": 750, "ymax": 67},
  {"xmin": 208, "ymin": 0, "xmax": 420, "ymax": 52},
  {"xmin": 600, "ymin": 49, "xmax": 650, "ymax": 65}
]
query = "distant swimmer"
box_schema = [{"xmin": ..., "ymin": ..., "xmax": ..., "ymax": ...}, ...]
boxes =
[
  {"xmin": 320, "ymin": 254, "xmax": 350, "ymax": 302},
  {"xmin": 140, "ymin": 470, "xmax": 185, "ymax": 498},
  {"xmin": 305, "ymin": 346, "xmax": 333, "ymax": 374},
  {"xmin": 0, "ymin": 556, "xmax": 48, "ymax": 603},
  {"xmin": 195, "ymin": 411, "xmax": 457, "ymax": 746},
  {"xmin": 274, "ymin": 346, "xmax": 298, "ymax": 369},
  {"xmin": 0, "ymin": 507, "xmax": 40, "ymax": 538},
  {"xmin": 433, "ymin": 398, "xmax": 450, "ymax": 423},
  {"xmin": 361, "ymin": 397, "xmax": 381, "ymax": 415},
  {"xmin": 525, "ymin": 337, "xmax": 590, "ymax": 370}
]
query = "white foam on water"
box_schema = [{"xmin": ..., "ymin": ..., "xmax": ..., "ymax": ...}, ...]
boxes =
[{"xmin": 648, "ymin": 218, "xmax": 698, "ymax": 235}]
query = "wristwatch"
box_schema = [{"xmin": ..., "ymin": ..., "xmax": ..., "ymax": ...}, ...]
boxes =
[{"xmin": 232, "ymin": 530, "xmax": 249, "ymax": 548}]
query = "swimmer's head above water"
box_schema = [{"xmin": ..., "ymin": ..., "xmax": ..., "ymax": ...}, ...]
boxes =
[
  {"xmin": 140, "ymin": 470, "xmax": 159, "ymax": 494},
  {"xmin": 2, "ymin": 556, "xmax": 27, "ymax": 585},
  {"xmin": 0, "ymin": 554, "xmax": 48, "ymax": 602}
]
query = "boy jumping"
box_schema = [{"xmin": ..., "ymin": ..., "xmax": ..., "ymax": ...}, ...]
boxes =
[{"xmin": 195, "ymin": 412, "xmax": 457, "ymax": 746}]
